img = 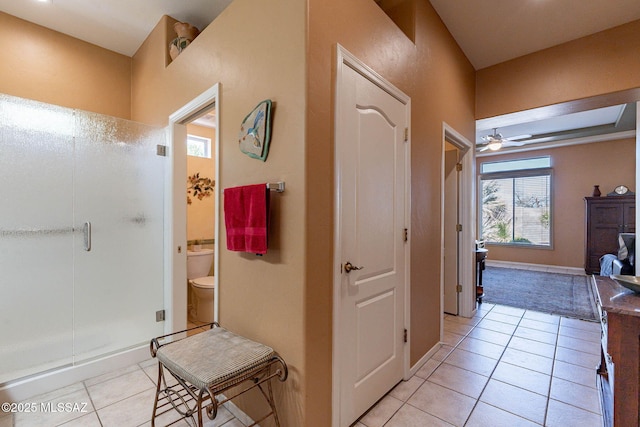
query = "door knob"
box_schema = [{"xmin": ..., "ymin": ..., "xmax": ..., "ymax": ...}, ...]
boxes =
[{"xmin": 344, "ymin": 262, "xmax": 364, "ymax": 273}]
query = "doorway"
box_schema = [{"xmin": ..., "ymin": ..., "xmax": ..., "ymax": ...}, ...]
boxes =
[
  {"xmin": 440, "ymin": 124, "xmax": 476, "ymax": 320},
  {"xmin": 166, "ymin": 84, "xmax": 220, "ymax": 336},
  {"xmin": 185, "ymin": 109, "xmax": 217, "ymax": 329},
  {"xmin": 443, "ymin": 142, "xmax": 461, "ymax": 315}
]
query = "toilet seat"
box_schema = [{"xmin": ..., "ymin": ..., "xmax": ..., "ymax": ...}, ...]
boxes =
[{"xmin": 190, "ymin": 276, "xmax": 215, "ymax": 289}]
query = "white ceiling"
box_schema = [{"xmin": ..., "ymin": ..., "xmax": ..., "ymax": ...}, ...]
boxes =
[
  {"xmin": 428, "ymin": 0, "xmax": 640, "ymax": 70},
  {"xmin": 0, "ymin": 0, "xmax": 233, "ymax": 57},
  {"xmin": 476, "ymin": 103, "xmax": 636, "ymax": 150}
]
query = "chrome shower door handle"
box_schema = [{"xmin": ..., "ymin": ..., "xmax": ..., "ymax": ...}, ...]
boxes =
[{"xmin": 83, "ymin": 222, "xmax": 91, "ymax": 251}]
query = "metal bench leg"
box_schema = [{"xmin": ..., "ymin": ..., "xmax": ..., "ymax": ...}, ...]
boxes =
[
  {"xmin": 205, "ymin": 394, "xmax": 219, "ymax": 421},
  {"xmin": 151, "ymin": 362, "xmax": 162, "ymax": 427},
  {"xmin": 196, "ymin": 394, "xmax": 204, "ymax": 427},
  {"xmin": 265, "ymin": 377, "xmax": 281, "ymax": 427}
]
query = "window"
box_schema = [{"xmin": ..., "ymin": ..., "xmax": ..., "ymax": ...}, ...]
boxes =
[
  {"xmin": 187, "ymin": 134, "xmax": 211, "ymax": 158},
  {"xmin": 480, "ymin": 157, "xmax": 552, "ymax": 247}
]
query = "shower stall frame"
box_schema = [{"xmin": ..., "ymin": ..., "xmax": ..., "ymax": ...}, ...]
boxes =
[{"xmin": 0, "ymin": 84, "xmax": 220, "ymax": 403}]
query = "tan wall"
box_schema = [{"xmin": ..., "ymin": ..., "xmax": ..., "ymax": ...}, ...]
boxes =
[
  {"xmin": 2, "ymin": 1, "xmax": 476, "ymax": 423},
  {"xmin": 0, "ymin": 12, "xmax": 131, "ymax": 119},
  {"xmin": 132, "ymin": 1, "xmax": 306, "ymax": 425},
  {"xmin": 477, "ymin": 20, "xmax": 640, "ymax": 119},
  {"xmin": 477, "ymin": 138, "xmax": 636, "ymax": 268},
  {"xmin": 306, "ymin": 1, "xmax": 475, "ymax": 423},
  {"xmin": 186, "ymin": 124, "xmax": 216, "ymax": 244}
]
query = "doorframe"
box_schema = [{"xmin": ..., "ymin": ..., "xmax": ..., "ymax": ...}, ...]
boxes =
[
  {"xmin": 442, "ymin": 142, "xmax": 461, "ymax": 315},
  {"xmin": 165, "ymin": 84, "xmax": 220, "ymax": 335},
  {"xmin": 331, "ymin": 44, "xmax": 411, "ymax": 427},
  {"xmin": 440, "ymin": 123, "xmax": 476, "ymax": 326}
]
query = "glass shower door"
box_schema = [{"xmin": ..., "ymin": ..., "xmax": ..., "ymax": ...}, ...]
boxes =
[
  {"xmin": 0, "ymin": 95, "xmax": 75, "ymax": 383},
  {"xmin": 72, "ymin": 112, "xmax": 165, "ymax": 362},
  {"xmin": 0, "ymin": 94, "xmax": 166, "ymax": 384}
]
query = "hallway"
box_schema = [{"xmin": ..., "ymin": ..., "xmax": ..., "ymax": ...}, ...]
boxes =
[{"xmin": 356, "ymin": 303, "xmax": 602, "ymax": 426}]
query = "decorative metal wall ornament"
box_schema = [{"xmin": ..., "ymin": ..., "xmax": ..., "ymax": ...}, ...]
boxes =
[
  {"xmin": 187, "ymin": 173, "xmax": 214, "ymax": 205},
  {"xmin": 238, "ymin": 99, "xmax": 272, "ymax": 161}
]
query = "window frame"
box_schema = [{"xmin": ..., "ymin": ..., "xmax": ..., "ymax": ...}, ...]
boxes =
[
  {"xmin": 186, "ymin": 134, "xmax": 212, "ymax": 159},
  {"xmin": 479, "ymin": 163, "xmax": 553, "ymax": 249}
]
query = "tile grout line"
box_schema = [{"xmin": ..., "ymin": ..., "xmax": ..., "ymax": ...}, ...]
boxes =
[
  {"xmin": 475, "ymin": 311, "xmax": 603, "ymax": 424},
  {"xmin": 546, "ymin": 318, "xmax": 605, "ymax": 419},
  {"xmin": 81, "ymin": 381, "xmax": 103, "ymax": 427},
  {"xmin": 540, "ymin": 316, "xmax": 562, "ymax": 427},
  {"xmin": 375, "ymin": 307, "xmax": 496, "ymax": 427},
  {"xmin": 83, "ymin": 366, "xmax": 157, "ymax": 425},
  {"xmin": 389, "ymin": 305, "xmax": 524, "ymax": 426},
  {"xmin": 461, "ymin": 305, "xmax": 528, "ymax": 426}
]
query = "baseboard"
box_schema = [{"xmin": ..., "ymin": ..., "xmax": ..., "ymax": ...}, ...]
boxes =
[
  {"xmin": 486, "ymin": 260, "xmax": 585, "ymax": 276},
  {"xmin": 408, "ymin": 341, "xmax": 442, "ymax": 378},
  {"xmin": 0, "ymin": 345, "xmax": 151, "ymax": 403}
]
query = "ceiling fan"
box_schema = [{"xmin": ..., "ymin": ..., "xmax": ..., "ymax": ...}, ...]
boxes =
[{"xmin": 478, "ymin": 128, "xmax": 531, "ymax": 152}]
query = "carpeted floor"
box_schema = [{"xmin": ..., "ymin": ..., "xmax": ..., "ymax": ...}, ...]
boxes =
[{"xmin": 481, "ymin": 266, "xmax": 598, "ymax": 321}]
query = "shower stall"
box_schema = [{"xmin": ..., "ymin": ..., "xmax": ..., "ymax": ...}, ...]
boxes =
[{"xmin": 0, "ymin": 94, "xmax": 165, "ymax": 385}]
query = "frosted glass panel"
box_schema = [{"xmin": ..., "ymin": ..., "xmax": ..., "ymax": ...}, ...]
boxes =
[
  {"xmin": 0, "ymin": 95, "xmax": 74, "ymax": 382},
  {"xmin": 73, "ymin": 112, "xmax": 165, "ymax": 362},
  {"xmin": 0, "ymin": 94, "xmax": 165, "ymax": 383}
]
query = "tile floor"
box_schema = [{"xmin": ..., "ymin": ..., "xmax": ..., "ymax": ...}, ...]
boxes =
[
  {"xmin": 0, "ymin": 305, "xmax": 603, "ymax": 427},
  {"xmin": 0, "ymin": 321, "xmax": 244, "ymax": 427},
  {"xmin": 355, "ymin": 303, "xmax": 603, "ymax": 427}
]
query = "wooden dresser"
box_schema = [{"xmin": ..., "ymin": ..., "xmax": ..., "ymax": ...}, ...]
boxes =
[
  {"xmin": 584, "ymin": 196, "xmax": 635, "ymax": 274},
  {"xmin": 592, "ymin": 275, "xmax": 640, "ymax": 426}
]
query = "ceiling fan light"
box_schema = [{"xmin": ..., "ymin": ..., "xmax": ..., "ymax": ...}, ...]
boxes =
[{"xmin": 488, "ymin": 141, "xmax": 502, "ymax": 151}]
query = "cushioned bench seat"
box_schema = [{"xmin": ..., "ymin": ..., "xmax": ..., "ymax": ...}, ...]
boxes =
[{"xmin": 150, "ymin": 324, "xmax": 287, "ymax": 427}]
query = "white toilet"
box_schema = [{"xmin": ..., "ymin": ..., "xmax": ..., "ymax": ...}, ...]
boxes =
[{"xmin": 186, "ymin": 248, "xmax": 215, "ymax": 323}]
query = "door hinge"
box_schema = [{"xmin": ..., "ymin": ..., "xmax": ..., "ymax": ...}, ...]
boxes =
[
  {"xmin": 404, "ymin": 128, "xmax": 409, "ymax": 142},
  {"xmin": 403, "ymin": 328, "xmax": 408, "ymax": 343},
  {"xmin": 403, "ymin": 228, "xmax": 408, "ymax": 242},
  {"xmin": 456, "ymin": 224, "xmax": 462, "ymax": 232},
  {"xmin": 156, "ymin": 145, "xmax": 167, "ymax": 156},
  {"xmin": 456, "ymin": 284, "xmax": 463, "ymax": 293},
  {"xmin": 156, "ymin": 310, "xmax": 165, "ymax": 322},
  {"xmin": 456, "ymin": 162, "xmax": 462, "ymax": 172}
]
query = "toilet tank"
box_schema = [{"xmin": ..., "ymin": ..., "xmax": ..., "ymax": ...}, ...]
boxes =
[{"xmin": 187, "ymin": 249, "xmax": 214, "ymax": 279}]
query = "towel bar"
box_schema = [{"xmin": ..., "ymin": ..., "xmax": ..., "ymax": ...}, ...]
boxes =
[
  {"xmin": 150, "ymin": 323, "xmax": 288, "ymax": 427},
  {"xmin": 266, "ymin": 182, "xmax": 285, "ymax": 193}
]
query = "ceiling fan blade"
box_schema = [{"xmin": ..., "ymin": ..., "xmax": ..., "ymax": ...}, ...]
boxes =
[
  {"xmin": 504, "ymin": 134, "xmax": 532, "ymax": 141},
  {"xmin": 501, "ymin": 140, "xmax": 526, "ymax": 147}
]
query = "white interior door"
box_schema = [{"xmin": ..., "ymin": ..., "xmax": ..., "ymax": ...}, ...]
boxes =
[
  {"xmin": 443, "ymin": 144, "xmax": 460, "ymax": 314},
  {"xmin": 335, "ymin": 49, "xmax": 410, "ymax": 426},
  {"xmin": 443, "ymin": 125, "xmax": 476, "ymax": 318}
]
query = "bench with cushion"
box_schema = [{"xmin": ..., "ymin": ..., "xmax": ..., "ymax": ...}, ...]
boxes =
[{"xmin": 150, "ymin": 323, "xmax": 287, "ymax": 427}]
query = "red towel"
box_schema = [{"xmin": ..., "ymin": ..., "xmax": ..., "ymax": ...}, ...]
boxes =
[{"xmin": 224, "ymin": 184, "xmax": 269, "ymax": 254}]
